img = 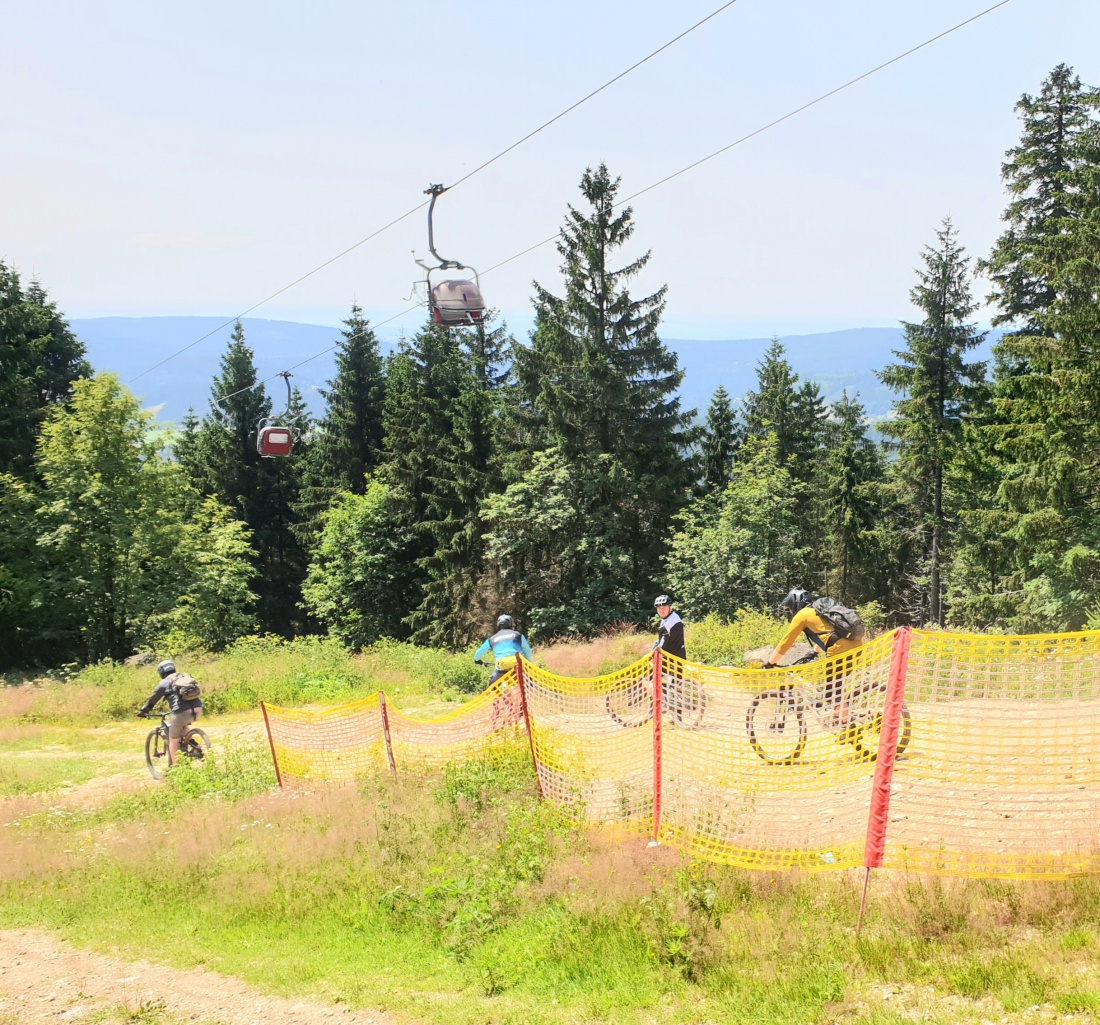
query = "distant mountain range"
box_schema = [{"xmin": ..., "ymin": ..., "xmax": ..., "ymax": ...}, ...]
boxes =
[{"xmin": 70, "ymin": 317, "xmax": 1002, "ymax": 429}]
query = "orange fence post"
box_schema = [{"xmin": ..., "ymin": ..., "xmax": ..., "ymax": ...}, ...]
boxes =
[
  {"xmin": 260, "ymin": 701, "xmax": 283, "ymax": 790},
  {"xmin": 515, "ymin": 658, "xmax": 543, "ymax": 798},
  {"xmin": 652, "ymin": 648, "xmax": 663, "ymax": 843},
  {"xmin": 378, "ymin": 690, "xmax": 397, "ymax": 776},
  {"xmin": 857, "ymin": 626, "xmax": 911, "ymax": 935}
]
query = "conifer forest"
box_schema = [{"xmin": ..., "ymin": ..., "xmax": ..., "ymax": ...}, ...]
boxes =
[{"xmin": 3, "ymin": 64, "xmax": 1100, "ymax": 670}]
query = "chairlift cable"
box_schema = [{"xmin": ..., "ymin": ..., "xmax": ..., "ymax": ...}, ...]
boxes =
[
  {"xmin": 481, "ymin": 0, "xmax": 1013, "ymax": 278},
  {"xmin": 446, "ymin": 0, "xmax": 743, "ymax": 191},
  {"xmin": 180, "ymin": 0, "xmax": 1016, "ymax": 415},
  {"xmin": 124, "ymin": 0, "xmax": 745, "ymax": 386}
]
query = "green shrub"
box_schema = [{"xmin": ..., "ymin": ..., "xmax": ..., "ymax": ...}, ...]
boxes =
[
  {"xmin": 686, "ymin": 610, "xmax": 778, "ymax": 666},
  {"xmin": 365, "ymin": 638, "xmax": 484, "ymax": 693}
]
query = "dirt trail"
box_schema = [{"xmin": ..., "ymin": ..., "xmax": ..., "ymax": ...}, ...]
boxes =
[{"xmin": 0, "ymin": 929, "xmax": 396, "ymax": 1025}]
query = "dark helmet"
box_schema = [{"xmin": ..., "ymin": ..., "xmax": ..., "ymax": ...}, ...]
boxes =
[
  {"xmin": 496, "ymin": 614, "xmax": 514, "ymax": 630},
  {"xmin": 653, "ymin": 594, "xmax": 672, "ymax": 608},
  {"xmin": 779, "ymin": 588, "xmax": 812, "ymax": 619},
  {"xmin": 156, "ymin": 659, "xmax": 176, "ymax": 679}
]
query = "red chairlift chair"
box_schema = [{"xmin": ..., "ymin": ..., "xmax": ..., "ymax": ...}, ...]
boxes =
[
  {"xmin": 413, "ymin": 184, "xmax": 486, "ymax": 327},
  {"xmin": 256, "ymin": 371, "xmax": 301, "ymax": 458}
]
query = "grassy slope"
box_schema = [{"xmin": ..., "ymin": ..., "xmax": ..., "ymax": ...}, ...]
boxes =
[{"xmin": 3, "ymin": 625, "xmax": 1100, "ymax": 1024}]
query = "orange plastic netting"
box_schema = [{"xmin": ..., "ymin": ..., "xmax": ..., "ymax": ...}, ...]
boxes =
[{"xmin": 261, "ymin": 629, "xmax": 1100, "ymax": 878}]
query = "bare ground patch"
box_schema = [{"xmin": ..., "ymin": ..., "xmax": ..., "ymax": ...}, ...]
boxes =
[{"xmin": 0, "ymin": 929, "xmax": 396, "ymax": 1025}]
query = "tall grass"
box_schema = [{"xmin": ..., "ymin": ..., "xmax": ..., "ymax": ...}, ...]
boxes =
[{"xmin": 4, "ymin": 747, "xmax": 1100, "ymax": 1024}]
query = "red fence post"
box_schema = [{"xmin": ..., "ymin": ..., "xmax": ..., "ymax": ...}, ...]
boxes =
[
  {"xmin": 515, "ymin": 658, "xmax": 543, "ymax": 798},
  {"xmin": 260, "ymin": 701, "xmax": 284, "ymax": 790},
  {"xmin": 652, "ymin": 648, "xmax": 663, "ymax": 843},
  {"xmin": 858, "ymin": 626, "xmax": 912, "ymax": 934},
  {"xmin": 378, "ymin": 690, "xmax": 397, "ymax": 776}
]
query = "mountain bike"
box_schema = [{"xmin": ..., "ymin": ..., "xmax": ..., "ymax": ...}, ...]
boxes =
[
  {"xmin": 488, "ymin": 684, "xmax": 524, "ymax": 730},
  {"xmin": 745, "ymin": 653, "xmax": 911, "ymax": 765},
  {"xmin": 138, "ymin": 712, "xmax": 210, "ymax": 780},
  {"xmin": 605, "ymin": 664, "xmax": 706, "ymax": 730}
]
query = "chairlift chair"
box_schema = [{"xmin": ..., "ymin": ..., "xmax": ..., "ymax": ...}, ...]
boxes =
[
  {"xmin": 256, "ymin": 371, "xmax": 300, "ymax": 458},
  {"xmin": 413, "ymin": 184, "xmax": 486, "ymax": 327}
]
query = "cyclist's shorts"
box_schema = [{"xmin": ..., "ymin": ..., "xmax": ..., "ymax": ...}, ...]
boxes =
[{"xmin": 168, "ymin": 707, "xmax": 202, "ymax": 739}]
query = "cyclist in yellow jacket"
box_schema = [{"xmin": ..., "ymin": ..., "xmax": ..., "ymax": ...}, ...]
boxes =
[
  {"xmin": 760, "ymin": 589, "xmax": 864, "ymax": 668},
  {"xmin": 761, "ymin": 589, "xmax": 865, "ymax": 724}
]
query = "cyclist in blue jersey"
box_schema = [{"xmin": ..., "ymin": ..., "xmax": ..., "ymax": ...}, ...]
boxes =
[{"xmin": 474, "ymin": 615, "xmax": 533, "ymax": 685}]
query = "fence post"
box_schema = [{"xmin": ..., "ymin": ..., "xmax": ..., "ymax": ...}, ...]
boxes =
[
  {"xmin": 857, "ymin": 626, "xmax": 912, "ymax": 936},
  {"xmin": 515, "ymin": 658, "xmax": 543, "ymax": 798},
  {"xmin": 652, "ymin": 648, "xmax": 663, "ymax": 843},
  {"xmin": 260, "ymin": 701, "xmax": 284, "ymax": 790},
  {"xmin": 378, "ymin": 690, "xmax": 397, "ymax": 777}
]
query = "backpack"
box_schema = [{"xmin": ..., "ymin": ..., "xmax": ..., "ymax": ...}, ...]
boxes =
[
  {"xmin": 166, "ymin": 672, "xmax": 201, "ymax": 701},
  {"xmin": 810, "ymin": 597, "xmax": 865, "ymax": 645}
]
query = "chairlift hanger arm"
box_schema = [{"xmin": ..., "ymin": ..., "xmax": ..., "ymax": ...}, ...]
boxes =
[
  {"xmin": 275, "ymin": 370, "xmax": 294, "ymax": 419},
  {"xmin": 424, "ymin": 184, "xmax": 465, "ymax": 270}
]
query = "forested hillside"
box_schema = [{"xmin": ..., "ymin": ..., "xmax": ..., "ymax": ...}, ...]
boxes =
[{"xmin": 3, "ymin": 64, "xmax": 1099, "ymax": 669}]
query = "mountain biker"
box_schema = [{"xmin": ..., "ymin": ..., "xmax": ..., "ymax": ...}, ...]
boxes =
[
  {"xmin": 653, "ymin": 595, "xmax": 686, "ymax": 661},
  {"xmin": 137, "ymin": 660, "xmax": 203, "ymax": 767},
  {"xmin": 760, "ymin": 588, "xmax": 865, "ymax": 722},
  {"xmin": 474, "ymin": 615, "xmax": 533, "ymax": 686}
]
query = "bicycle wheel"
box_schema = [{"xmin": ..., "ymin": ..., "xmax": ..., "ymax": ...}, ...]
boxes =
[
  {"xmin": 850, "ymin": 704, "xmax": 912, "ymax": 762},
  {"xmin": 606, "ymin": 681, "xmax": 653, "ymax": 729},
  {"xmin": 746, "ymin": 689, "xmax": 807, "ymax": 765},
  {"xmin": 489, "ymin": 690, "xmax": 523, "ymax": 730},
  {"xmin": 145, "ymin": 728, "xmax": 168, "ymax": 780},
  {"xmin": 180, "ymin": 728, "xmax": 210, "ymax": 764},
  {"xmin": 666, "ymin": 676, "xmax": 707, "ymax": 730}
]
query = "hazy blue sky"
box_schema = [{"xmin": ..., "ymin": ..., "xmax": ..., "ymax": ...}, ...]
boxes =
[{"xmin": 2, "ymin": 0, "xmax": 1097, "ymax": 341}]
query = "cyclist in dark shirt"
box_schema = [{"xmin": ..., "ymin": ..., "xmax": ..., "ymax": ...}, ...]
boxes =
[
  {"xmin": 653, "ymin": 595, "xmax": 686, "ymax": 661},
  {"xmin": 138, "ymin": 660, "xmax": 203, "ymax": 765}
]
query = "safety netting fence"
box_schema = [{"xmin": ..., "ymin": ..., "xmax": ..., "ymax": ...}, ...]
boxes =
[{"xmin": 261, "ymin": 627, "xmax": 1100, "ymax": 881}]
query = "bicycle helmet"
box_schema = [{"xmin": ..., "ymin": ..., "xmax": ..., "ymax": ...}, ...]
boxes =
[
  {"xmin": 156, "ymin": 659, "xmax": 176, "ymax": 678},
  {"xmin": 653, "ymin": 594, "xmax": 672, "ymax": 608},
  {"xmin": 779, "ymin": 588, "xmax": 812, "ymax": 619},
  {"xmin": 496, "ymin": 614, "xmax": 514, "ymax": 630}
]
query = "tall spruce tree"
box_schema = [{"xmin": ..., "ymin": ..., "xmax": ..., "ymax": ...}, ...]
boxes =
[
  {"xmin": 181, "ymin": 323, "xmax": 305, "ymax": 635},
  {"xmin": 982, "ymin": 64, "xmax": 1100, "ymax": 332},
  {"xmin": 820, "ymin": 392, "xmax": 883, "ymax": 603},
  {"xmin": 877, "ymin": 220, "xmax": 987, "ymax": 625},
  {"xmin": 742, "ymin": 339, "xmax": 827, "ymax": 484},
  {"xmin": 0, "ymin": 262, "xmax": 90, "ymax": 476},
  {"xmin": 700, "ymin": 385, "xmax": 741, "ymax": 494},
  {"xmin": 976, "ymin": 117, "xmax": 1100, "ymax": 629},
  {"xmin": 508, "ymin": 163, "xmax": 694, "ymax": 627},
  {"xmin": 301, "ymin": 304, "xmax": 386, "ymax": 506},
  {"xmin": 378, "ymin": 320, "xmax": 505, "ymax": 646},
  {"xmin": 410, "ymin": 322, "xmax": 508, "ymax": 648}
]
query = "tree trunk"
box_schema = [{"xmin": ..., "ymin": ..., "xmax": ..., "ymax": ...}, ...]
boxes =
[{"xmin": 931, "ymin": 464, "xmax": 943, "ymax": 626}]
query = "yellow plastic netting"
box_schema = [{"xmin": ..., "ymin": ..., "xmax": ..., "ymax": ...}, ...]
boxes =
[
  {"xmin": 386, "ymin": 671, "xmax": 524, "ymax": 772},
  {"xmin": 521, "ymin": 656, "xmax": 656, "ymax": 835},
  {"xmin": 261, "ymin": 629, "xmax": 1100, "ymax": 878},
  {"xmin": 657, "ymin": 635, "xmax": 895, "ymax": 871},
  {"xmin": 263, "ymin": 692, "xmax": 388, "ymax": 785},
  {"xmin": 880, "ymin": 629, "xmax": 1100, "ymax": 879}
]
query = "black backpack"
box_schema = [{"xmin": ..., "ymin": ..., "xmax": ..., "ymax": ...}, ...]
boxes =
[
  {"xmin": 166, "ymin": 672, "xmax": 201, "ymax": 701},
  {"xmin": 810, "ymin": 597, "xmax": 865, "ymax": 645}
]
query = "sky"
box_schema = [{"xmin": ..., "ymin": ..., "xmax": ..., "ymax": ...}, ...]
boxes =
[{"xmin": 2, "ymin": 0, "xmax": 1098, "ymax": 348}]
